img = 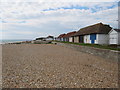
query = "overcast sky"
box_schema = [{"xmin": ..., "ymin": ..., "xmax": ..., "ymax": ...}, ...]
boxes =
[{"xmin": 0, "ymin": 0, "xmax": 119, "ymax": 40}]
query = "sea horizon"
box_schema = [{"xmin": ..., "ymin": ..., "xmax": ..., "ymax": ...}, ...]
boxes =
[{"xmin": 0, "ymin": 39, "xmax": 32, "ymax": 44}]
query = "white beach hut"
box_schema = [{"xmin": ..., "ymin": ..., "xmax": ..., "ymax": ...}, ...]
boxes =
[
  {"xmin": 46, "ymin": 36, "xmax": 54, "ymax": 41},
  {"xmin": 109, "ymin": 29, "xmax": 120, "ymax": 45},
  {"xmin": 72, "ymin": 23, "xmax": 112, "ymax": 45}
]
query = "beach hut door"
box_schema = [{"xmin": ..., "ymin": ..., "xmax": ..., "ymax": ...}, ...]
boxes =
[{"xmin": 90, "ymin": 34, "xmax": 96, "ymax": 44}]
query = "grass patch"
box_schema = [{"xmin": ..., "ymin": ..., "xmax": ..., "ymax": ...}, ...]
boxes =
[
  {"xmin": 54, "ymin": 41, "xmax": 120, "ymax": 51},
  {"xmin": 33, "ymin": 42, "xmax": 52, "ymax": 44}
]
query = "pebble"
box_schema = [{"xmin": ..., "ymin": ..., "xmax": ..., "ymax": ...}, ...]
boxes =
[{"xmin": 2, "ymin": 44, "xmax": 118, "ymax": 88}]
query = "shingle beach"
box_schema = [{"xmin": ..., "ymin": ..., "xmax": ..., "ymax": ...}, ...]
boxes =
[{"xmin": 2, "ymin": 44, "xmax": 118, "ymax": 88}]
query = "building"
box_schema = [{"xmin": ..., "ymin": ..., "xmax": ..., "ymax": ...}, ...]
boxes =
[
  {"xmin": 109, "ymin": 29, "xmax": 120, "ymax": 45},
  {"xmin": 62, "ymin": 31, "xmax": 76, "ymax": 42},
  {"xmin": 36, "ymin": 36, "xmax": 54, "ymax": 41},
  {"xmin": 46, "ymin": 36, "xmax": 54, "ymax": 41},
  {"xmin": 57, "ymin": 34, "xmax": 66, "ymax": 41},
  {"xmin": 36, "ymin": 37, "xmax": 46, "ymax": 41},
  {"xmin": 32, "ymin": 37, "xmax": 46, "ymax": 44},
  {"xmin": 72, "ymin": 23, "xmax": 112, "ymax": 44}
]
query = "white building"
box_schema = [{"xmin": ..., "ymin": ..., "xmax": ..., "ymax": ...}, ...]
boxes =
[
  {"xmin": 46, "ymin": 36, "xmax": 54, "ymax": 41},
  {"xmin": 64, "ymin": 31, "xmax": 76, "ymax": 42},
  {"xmin": 69, "ymin": 37, "xmax": 73, "ymax": 42},
  {"xmin": 84, "ymin": 35, "xmax": 90, "ymax": 43},
  {"xmin": 84, "ymin": 34, "xmax": 109, "ymax": 44},
  {"xmin": 72, "ymin": 23, "xmax": 112, "ymax": 45},
  {"xmin": 57, "ymin": 34, "xmax": 66, "ymax": 41},
  {"xmin": 109, "ymin": 29, "xmax": 120, "ymax": 45}
]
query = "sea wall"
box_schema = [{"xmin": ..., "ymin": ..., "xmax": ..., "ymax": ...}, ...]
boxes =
[{"xmin": 55, "ymin": 42, "xmax": 120, "ymax": 62}]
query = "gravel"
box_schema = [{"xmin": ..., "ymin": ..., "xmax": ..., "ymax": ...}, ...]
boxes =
[
  {"xmin": 0, "ymin": 45, "xmax": 2, "ymax": 88},
  {"xmin": 2, "ymin": 44, "xmax": 118, "ymax": 88}
]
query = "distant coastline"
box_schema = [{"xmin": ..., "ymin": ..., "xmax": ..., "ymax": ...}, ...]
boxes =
[{"xmin": 0, "ymin": 39, "xmax": 31, "ymax": 44}]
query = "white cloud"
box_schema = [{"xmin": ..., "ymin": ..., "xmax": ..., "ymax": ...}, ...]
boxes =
[
  {"xmin": 0, "ymin": 1, "xmax": 119, "ymax": 39},
  {"xmin": 1, "ymin": 0, "xmax": 119, "ymax": 2}
]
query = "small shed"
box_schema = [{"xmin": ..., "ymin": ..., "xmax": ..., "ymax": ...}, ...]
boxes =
[
  {"xmin": 109, "ymin": 29, "xmax": 120, "ymax": 45},
  {"xmin": 46, "ymin": 36, "xmax": 54, "ymax": 41}
]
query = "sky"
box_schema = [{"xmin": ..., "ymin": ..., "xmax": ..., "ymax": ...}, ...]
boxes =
[{"xmin": 0, "ymin": 0, "xmax": 119, "ymax": 40}]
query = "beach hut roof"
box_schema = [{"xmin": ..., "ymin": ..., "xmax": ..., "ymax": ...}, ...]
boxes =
[
  {"xmin": 36, "ymin": 37, "xmax": 46, "ymax": 40},
  {"xmin": 72, "ymin": 23, "xmax": 112, "ymax": 36},
  {"xmin": 114, "ymin": 29, "xmax": 120, "ymax": 32},
  {"xmin": 58, "ymin": 34, "xmax": 66, "ymax": 38},
  {"xmin": 63, "ymin": 31, "xmax": 76, "ymax": 38},
  {"xmin": 47, "ymin": 36, "xmax": 54, "ymax": 38}
]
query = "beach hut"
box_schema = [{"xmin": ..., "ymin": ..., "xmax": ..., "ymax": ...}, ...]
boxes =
[
  {"xmin": 57, "ymin": 34, "xmax": 66, "ymax": 41},
  {"xmin": 36, "ymin": 37, "xmax": 46, "ymax": 41},
  {"xmin": 71, "ymin": 35, "xmax": 79, "ymax": 43},
  {"xmin": 46, "ymin": 36, "xmax": 54, "ymax": 41},
  {"xmin": 109, "ymin": 29, "xmax": 120, "ymax": 45},
  {"xmin": 72, "ymin": 23, "xmax": 112, "ymax": 44},
  {"xmin": 62, "ymin": 31, "xmax": 76, "ymax": 42},
  {"xmin": 68, "ymin": 31, "xmax": 76, "ymax": 42}
]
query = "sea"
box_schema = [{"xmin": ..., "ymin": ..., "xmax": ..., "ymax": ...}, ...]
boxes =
[{"xmin": 0, "ymin": 39, "xmax": 31, "ymax": 44}]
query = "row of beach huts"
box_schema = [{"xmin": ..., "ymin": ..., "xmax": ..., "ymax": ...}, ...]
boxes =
[{"xmin": 56, "ymin": 23, "xmax": 120, "ymax": 45}]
